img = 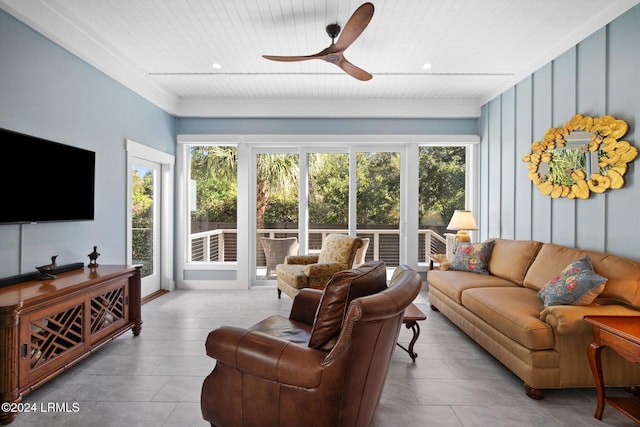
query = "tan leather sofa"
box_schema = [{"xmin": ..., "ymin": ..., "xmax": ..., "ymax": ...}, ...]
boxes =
[
  {"xmin": 201, "ymin": 261, "xmax": 422, "ymax": 426},
  {"xmin": 428, "ymin": 238, "xmax": 640, "ymax": 399}
]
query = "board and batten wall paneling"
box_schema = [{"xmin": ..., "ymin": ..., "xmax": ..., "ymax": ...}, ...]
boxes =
[
  {"xmin": 605, "ymin": 7, "xmax": 639, "ymax": 256},
  {"xmin": 530, "ymin": 63, "xmax": 553, "ymax": 244},
  {"xmin": 487, "ymin": 98, "xmax": 502, "ymax": 239},
  {"xmin": 479, "ymin": 105, "xmax": 490, "ymax": 242},
  {"xmin": 479, "ymin": 4, "xmax": 640, "ymax": 260},
  {"xmin": 500, "ymin": 87, "xmax": 516, "ymax": 240},
  {"xmin": 514, "ymin": 76, "xmax": 533, "ymax": 241},
  {"xmin": 551, "ymin": 48, "xmax": 577, "ymax": 248},
  {"xmin": 576, "ymin": 28, "xmax": 607, "ymax": 251}
]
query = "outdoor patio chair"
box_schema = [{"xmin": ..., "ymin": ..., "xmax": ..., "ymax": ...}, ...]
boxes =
[
  {"xmin": 260, "ymin": 237, "xmax": 299, "ymax": 279},
  {"xmin": 353, "ymin": 237, "xmax": 370, "ymax": 267}
]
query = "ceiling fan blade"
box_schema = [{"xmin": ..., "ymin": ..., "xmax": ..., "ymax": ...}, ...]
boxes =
[
  {"xmin": 333, "ymin": 2, "xmax": 374, "ymax": 52},
  {"xmin": 262, "ymin": 54, "xmax": 324, "ymax": 62},
  {"xmin": 262, "ymin": 46, "xmax": 330, "ymax": 62},
  {"xmin": 336, "ymin": 57, "xmax": 372, "ymax": 81}
]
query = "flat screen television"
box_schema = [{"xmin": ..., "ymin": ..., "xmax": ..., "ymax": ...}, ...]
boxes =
[{"xmin": 1, "ymin": 127, "xmax": 95, "ymax": 224}]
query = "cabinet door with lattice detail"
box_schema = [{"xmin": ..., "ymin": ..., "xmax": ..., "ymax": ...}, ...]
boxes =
[
  {"xmin": 19, "ymin": 294, "xmax": 88, "ymax": 387},
  {"xmin": 88, "ymin": 277, "xmax": 130, "ymax": 345}
]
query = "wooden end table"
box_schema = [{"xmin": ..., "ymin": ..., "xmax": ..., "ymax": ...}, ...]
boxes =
[
  {"xmin": 397, "ymin": 303, "xmax": 427, "ymax": 362},
  {"xmin": 584, "ymin": 315, "xmax": 640, "ymax": 423},
  {"xmin": 427, "ymin": 253, "xmax": 448, "ymax": 271}
]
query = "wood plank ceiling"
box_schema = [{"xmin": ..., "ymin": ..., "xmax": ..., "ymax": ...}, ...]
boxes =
[{"xmin": 1, "ymin": 0, "xmax": 638, "ymax": 117}]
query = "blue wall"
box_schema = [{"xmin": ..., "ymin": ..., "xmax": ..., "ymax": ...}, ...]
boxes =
[
  {"xmin": 0, "ymin": 10, "xmax": 177, "ymax": 277},
  {"xmin": 178, "ymin": 117, "xmax": 478, "ymax": 135},
  {"xmin": 479, "ymin": 4, "xmax": 640, "ymax": 259}
]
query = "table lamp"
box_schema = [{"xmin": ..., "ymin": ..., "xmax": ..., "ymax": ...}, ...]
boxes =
[{"xmin": 447, "ymin": 210, "xmax": 478, "ymax": 243}]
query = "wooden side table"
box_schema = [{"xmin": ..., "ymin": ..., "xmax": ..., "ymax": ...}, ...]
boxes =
[
  {"xmin": 584, "ymin": 315, "xmax": 640, "ymax": 423},
  {"xmin": 397, "ymin": 303, "xmax": 427, "ymax": 362},
  {"xmin": 427, "ymin": 253, "xmax": 448, "ymax": 271}
]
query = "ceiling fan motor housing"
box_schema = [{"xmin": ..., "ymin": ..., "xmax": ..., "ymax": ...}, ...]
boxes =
[{"xmin": 326, "ymin": 24, "xmax": 341, "ymax": 40}]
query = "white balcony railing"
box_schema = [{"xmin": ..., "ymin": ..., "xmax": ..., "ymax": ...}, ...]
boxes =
[{"xmin": 189, "ymin": 228, "xmax": 447, "ymax": 267}]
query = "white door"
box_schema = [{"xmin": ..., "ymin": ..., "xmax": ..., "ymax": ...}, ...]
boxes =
[
  {"xmin": 131, "ymin": 158, "xmax": 161, "ymax": 298},
  {"xmin": 127, "ymin": 140, "xmax": 174, "ymax": 298}
]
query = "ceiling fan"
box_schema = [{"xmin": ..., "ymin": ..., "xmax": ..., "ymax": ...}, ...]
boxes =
[{"xmin": 262, "ymin": 2, "xmax": 374, "ymax": 81}]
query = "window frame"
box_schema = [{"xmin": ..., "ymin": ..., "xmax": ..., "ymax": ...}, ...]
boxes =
[{"xmin": 176, "ymin": 135, "xmax": 479, "ymax": 289}]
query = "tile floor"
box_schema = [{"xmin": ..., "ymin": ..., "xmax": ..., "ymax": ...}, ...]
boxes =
[{"xmin": 9, "ymin": 286, "xmax": 638, "ymax": 426}]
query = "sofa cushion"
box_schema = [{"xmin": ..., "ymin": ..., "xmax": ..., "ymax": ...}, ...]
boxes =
[
  {"xmin": 537, "ymin": 256, "xmax": 607, "ymax": 307},
  {"xmin": 524, "ymin": 244, "xmax": 591, "ymax": 292},
  {"xmin": 461, "ymin": 287, "xmax": 553, "ymax": 350},
  {"xmin": 276, "ymin": 264, "xmax": 309, "ymax": 289},
  {"xmin": 487, "ymin": 239, "xmax": 542, "ymax": 285},
  {"xmin": 524, "ymin": 244, "xmax": 640, "ymax": 309},
  {"xmin": 448, "ymin": 241, "xmax": 495, "ymax": 275},
  {"xmin": 587, "ymin": 252, "xmax": 640, "ymax": 309},
  {"xmin": 428, "ymin": 269, "xmax": 519, "ymax": 304},
  {"xmin": 308, "ymin": 261, "xmax": 387, "ymax": 351}
]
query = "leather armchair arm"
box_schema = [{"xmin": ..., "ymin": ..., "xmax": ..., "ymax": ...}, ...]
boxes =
[
  {"xmin": 205, "ymin": 326, "xmax": 325, "ymax": 388},
  {"xmin": 290, "ymin": 288, "xmax": 323, "ymax": 325},
  {"xmin": 303, "ymin": 262, "xmax": 348, "ymax": 277},
  {"xmin": 285, "ymin": 255, "xmax": 319, "ymax": 265}
]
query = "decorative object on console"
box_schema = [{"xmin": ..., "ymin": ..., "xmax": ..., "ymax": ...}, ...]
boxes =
[
  {"xmin": 537, "ymin": 255, "xmax": 607, "ymax": 307},
  {"xmin": 35, "ymin": 255, "xmax": 58, "ymax": 280},
  {"xmin": 446, "ymin": 210, "xmax": 478, "ymax": 244},
  {"xmin": 522, "ymin": 114, "xmax": 638, "ymax": 199},
  {"xmin": 1, "ymin": 262, "xmax": 85, "ymax": 288},
  {"xmin": 88, "ymin": 246, "xmax": 100, "ymax": 267},
  {"xmin": 448, "ymin": 240, "xmax": 494, "ymax": 275}
]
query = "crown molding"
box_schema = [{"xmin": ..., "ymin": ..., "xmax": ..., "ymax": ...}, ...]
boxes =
[{"xmin": 176, "ymin": 97, "xmax": 481, "ymax": 118}]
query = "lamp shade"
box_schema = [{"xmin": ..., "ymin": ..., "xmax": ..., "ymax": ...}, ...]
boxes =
[{"xmin": 447, "ymin": 210, "xmax": 478, "ymax": 231}]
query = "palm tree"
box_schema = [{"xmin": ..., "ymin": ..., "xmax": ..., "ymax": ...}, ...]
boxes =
[
  {"xmin": 255, "ymin": 153, "xmax": 299, "ymax": 230},
  {"xmin": 190, "ymin": 147, "xmax": 299, "ymax": 230}
]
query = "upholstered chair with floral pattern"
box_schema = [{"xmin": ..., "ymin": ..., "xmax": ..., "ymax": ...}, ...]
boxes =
[{"xmin": 275, "ymin": 234, "xmax": 363, "ymax": 299}]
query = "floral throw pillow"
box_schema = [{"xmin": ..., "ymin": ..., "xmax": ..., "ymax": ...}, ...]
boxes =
[
  {"xmin": 537, "ymin": 255, "xmax": 607, "ymax": 307},
  {"xmin": 448, "ymin": 241, "xmax": 494, "ymax": 275}
]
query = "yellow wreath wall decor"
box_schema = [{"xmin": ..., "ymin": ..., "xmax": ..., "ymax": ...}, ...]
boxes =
[{"xmin": 522, "ymin": 114, "xmax": 637, "ymax": 199}]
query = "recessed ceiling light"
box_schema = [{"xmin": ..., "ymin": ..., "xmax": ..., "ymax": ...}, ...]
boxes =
[
  {"xmin": 212, "ymin": 63, "xmax": 222, "ymax": 69},
  {"xmin": 422, "ymin": 63, "xmax": 432, "ymax": 70}
]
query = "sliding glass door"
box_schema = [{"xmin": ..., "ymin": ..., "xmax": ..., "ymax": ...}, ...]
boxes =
[
  {"xmin": 254, "ymin": 151, "xmax": 300, "ymax": 282},
  {"xmin": 176, "ymin": 137, "xmax": 475, "ymax": 289},
  {"xmin": 307, "ymin": 151, "xmax": 350, "ymax": 253},
  {"xmin": 355, "ymin": 150, "xmax": 401, "ymax": 267},
  {"xmin": 252, "ymin": 146, "xmax": 404, "ymax": 284}
]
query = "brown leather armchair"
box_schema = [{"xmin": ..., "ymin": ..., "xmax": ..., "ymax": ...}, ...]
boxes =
[{"xmin": 201, "ymin": 261, "xmax": 422, "ymax": 427}]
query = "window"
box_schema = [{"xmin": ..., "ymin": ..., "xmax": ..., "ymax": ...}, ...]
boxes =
[
  {"xmin": 418, "ymin": 146, "xmax": 467, "ymax": 262},
  {"xmin": 188, "ymin": 145, "xmax": 238, "ymax": 263},
  {"xmin": 176, "ymin": 136, "xmax": 477, "ymax": 289}
]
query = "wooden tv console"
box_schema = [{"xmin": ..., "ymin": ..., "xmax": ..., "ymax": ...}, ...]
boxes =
[{"xmin": 0, "ymin": 265, "xmax": 142, "ymax": 424}]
